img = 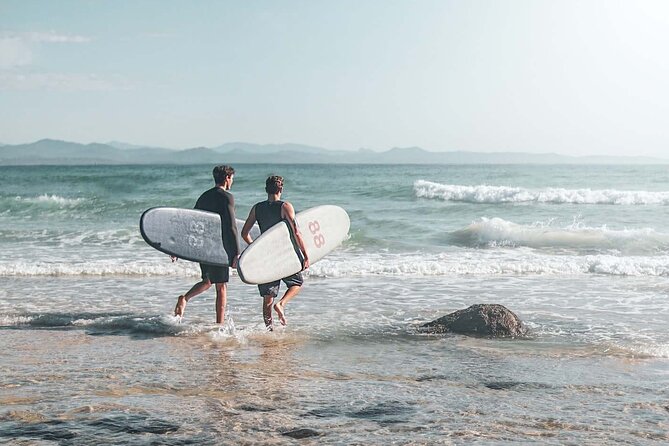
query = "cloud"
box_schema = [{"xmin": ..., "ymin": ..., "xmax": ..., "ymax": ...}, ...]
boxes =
[
  {"xmin": 0, "ymin": 31, "xmax": 91, "ymax": 44},
  {"xmin": 0, "ymin": 30, "xmax": 100, "ymax": 85},
  {"xmin": 0, "ymin": 37, "xmax": 33, "ymax": 68},
  {"xmin": 0, "ymin": 31, "xmax": 91, "ymax": 69},
  {"xmin": 0, "ymin": 72, "xmax": 133, "ymax": 91},
  {"xmin": 26, "ymin": 31, "xmax": 91, "ymax": 43}
]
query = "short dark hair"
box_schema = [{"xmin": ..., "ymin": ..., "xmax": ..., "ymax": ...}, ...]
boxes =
[
  {"xmin": 213, "ymin": 165, "xmax": 235, "ymax": 184},
  {"xmin": 265, "ymin": 175, "xmax": 284, "ymax": 194}
]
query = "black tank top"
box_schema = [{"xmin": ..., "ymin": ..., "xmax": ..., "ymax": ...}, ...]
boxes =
[{"xmin": 255, "ymin": 200, "xmax": 284, "ymax": 233}]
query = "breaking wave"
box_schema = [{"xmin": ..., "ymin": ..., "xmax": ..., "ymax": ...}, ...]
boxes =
[
  {"xmin": 414, "ymin": 180, "xmax": 669, "ymax": 205},
  {"xmin": 0, "ymin": 260, "xmax": 201, "ymax": 277},
  {"xmin": 307, "ymin": 253, "xmax": 669, "ymax": 278},
  {"xmin": 449, "ymin": 217, "xmax": 669, "ymax": 253},
  {"xmin": 2, "ymin": 253, "xmax": 668, "ymax": 278}
]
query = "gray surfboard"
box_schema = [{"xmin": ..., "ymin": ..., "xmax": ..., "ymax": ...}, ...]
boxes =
[{"xmin": 140, "ymin": 207, "xmax": 258, "ymax": 266}]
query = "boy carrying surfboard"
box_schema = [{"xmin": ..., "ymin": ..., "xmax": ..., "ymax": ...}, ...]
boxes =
[
  {"xmin": 173, "ymin": 165, "xmax": 240, "ymax": 324},
  {"xmin": 241, "ymin": 175, "xmax": 309, "ymax": 330}
]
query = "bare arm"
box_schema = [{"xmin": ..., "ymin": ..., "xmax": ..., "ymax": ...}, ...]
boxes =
[
  {"xmin": 282, "ymin": 202, "xmax": 309, "ymax": 270},
  {"xmin": 225, "ymin": 193, "xmax": 240, "ymax": 267},
  {"xmin": 241, "ymin": 205, "xmax": 257, "ymax": 245}
]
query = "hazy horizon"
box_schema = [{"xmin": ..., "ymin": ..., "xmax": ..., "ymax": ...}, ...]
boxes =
[
  {"xmin": 2, "ymin": 138, "xmax": 669, "ymax": 165},
  {"xmin": 2, "ymin": 1, "xmax": 668, "ymax": 157}
]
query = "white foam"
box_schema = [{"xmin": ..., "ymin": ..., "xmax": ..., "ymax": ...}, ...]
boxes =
[
  {"xmin": 0, "ymin": 315, "xmax": 34, "ymax": 325},
  {"xmin": 15, "ymin": 194, "xmax": 85, "ymax": 206},
  {"xmin": 1, "ymin": 250, "xmax": 668, "ymax": 278},
  {"xmin": 307, "ymin": 251, "xmax": 669, "ymax": 278},
  {"xmin": 0, "ymin": 260, "xmax": 201, "ymax": 277},
  {"xmin": 585, "ymin": 255, "xmax": 669, "ymax": 276},
  {"xmin": 627, "ymin": 343, "xmax": 669, "ymax": 359},
  {"xmin": 0, "ymin": 312, "xmax": 194, "ymax": 337},
  {"xmin": 414, "ymin": 180, "xmax": 669, "ymax": 205}
]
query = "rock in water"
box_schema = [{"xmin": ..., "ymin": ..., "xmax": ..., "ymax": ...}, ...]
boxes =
[{"xmin": 422, "ymin": 304, "xmax": 527, "ymax": 337}]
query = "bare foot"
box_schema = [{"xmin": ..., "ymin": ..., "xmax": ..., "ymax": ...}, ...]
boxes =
[
  {"xmin": 174, "ymin": 295, "xmax": 187, "ymax": 319},
  {"xmin": 274, "ymin": 302, "xmax": 287, "ymax": 326}
]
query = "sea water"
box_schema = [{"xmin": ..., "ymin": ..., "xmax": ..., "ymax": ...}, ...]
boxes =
[{"xmin": 1, "ymin": 163, "xmax": 668, "ymax": 444}]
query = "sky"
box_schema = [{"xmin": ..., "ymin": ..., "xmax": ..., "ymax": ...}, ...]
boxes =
[{"xmin": 0, "ymin": 0, "xmax": 668, "ymax": 156}]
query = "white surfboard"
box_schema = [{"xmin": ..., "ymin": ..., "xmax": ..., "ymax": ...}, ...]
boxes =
[
  {"xmin": 140, "ymin": 207, "xmax": 259, "ymax": 266},
  {"xmin": 237, "ymin": 205, "xmax": 350, "ymax": 284}
]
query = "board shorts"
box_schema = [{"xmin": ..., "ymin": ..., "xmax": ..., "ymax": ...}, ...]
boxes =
[
  {"xmin": 258, "ymin": 272, "xmax": 303, "ymax": 298},
  {"xmin": 200, "ymin": 263, "xmax": 229, "ymax": 283}
]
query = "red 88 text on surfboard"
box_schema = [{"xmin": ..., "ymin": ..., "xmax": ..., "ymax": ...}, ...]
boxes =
[{"xmin": 308, "ymin": 220, "xmax": 325, "ymax": 248}]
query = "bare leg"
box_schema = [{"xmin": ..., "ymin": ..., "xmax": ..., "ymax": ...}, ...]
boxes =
[
  {"xmin": 263, "ymin": 295, "xmax": 274, "ymax": 329},
  {"xmin": 175, "ymin": 279, "xmax": 212, "ymax": 318},
  {"xmin": 174, "ymin": 295, "xmax": 187, "ymax": 318},
  {"xmin": 274, "ymin": 285, "xmax": 301, "ymax": 326},
  {"xmin": 215, "ymin": 283, "xmax": 227, "ymax": 324}
]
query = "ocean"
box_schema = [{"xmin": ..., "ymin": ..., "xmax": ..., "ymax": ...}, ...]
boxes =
[{"xmin": 1, "ymin": 163, "xmax": 668, "ymax": 444}]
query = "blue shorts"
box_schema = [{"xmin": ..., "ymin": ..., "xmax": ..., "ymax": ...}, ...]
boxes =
[
  {"xmin": 200, "ymin": 263, "xmax": 229, "ymax": 283},
  {"xmin": 258, "ymin": 272, "xmax": 303, "ymax": 298}
]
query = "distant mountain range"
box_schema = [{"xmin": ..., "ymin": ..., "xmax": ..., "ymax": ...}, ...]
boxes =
[{"xmin": 0, "ymin": 139, "xmax": 666, "ymax": 165}]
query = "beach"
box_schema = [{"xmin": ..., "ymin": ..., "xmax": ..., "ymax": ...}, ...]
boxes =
[{"xmin": 1, "ymin": 163, "xmax": 668, "ymax": 444}]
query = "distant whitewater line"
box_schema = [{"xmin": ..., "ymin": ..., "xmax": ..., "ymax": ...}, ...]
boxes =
[
  {"xmin": 309, "ymin": 253, "xmax": 669, "ymax": 278},
  {"xmin": 414, "ymin": 180, "xmax": 669, "ymax": 205},
  {"xmin": 0, "ymin": 260, "xmax": 200, "ymax": 277},
  {"xmin": 3, "ymin": 252, "xmax": 668, "ymax": 277}
]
